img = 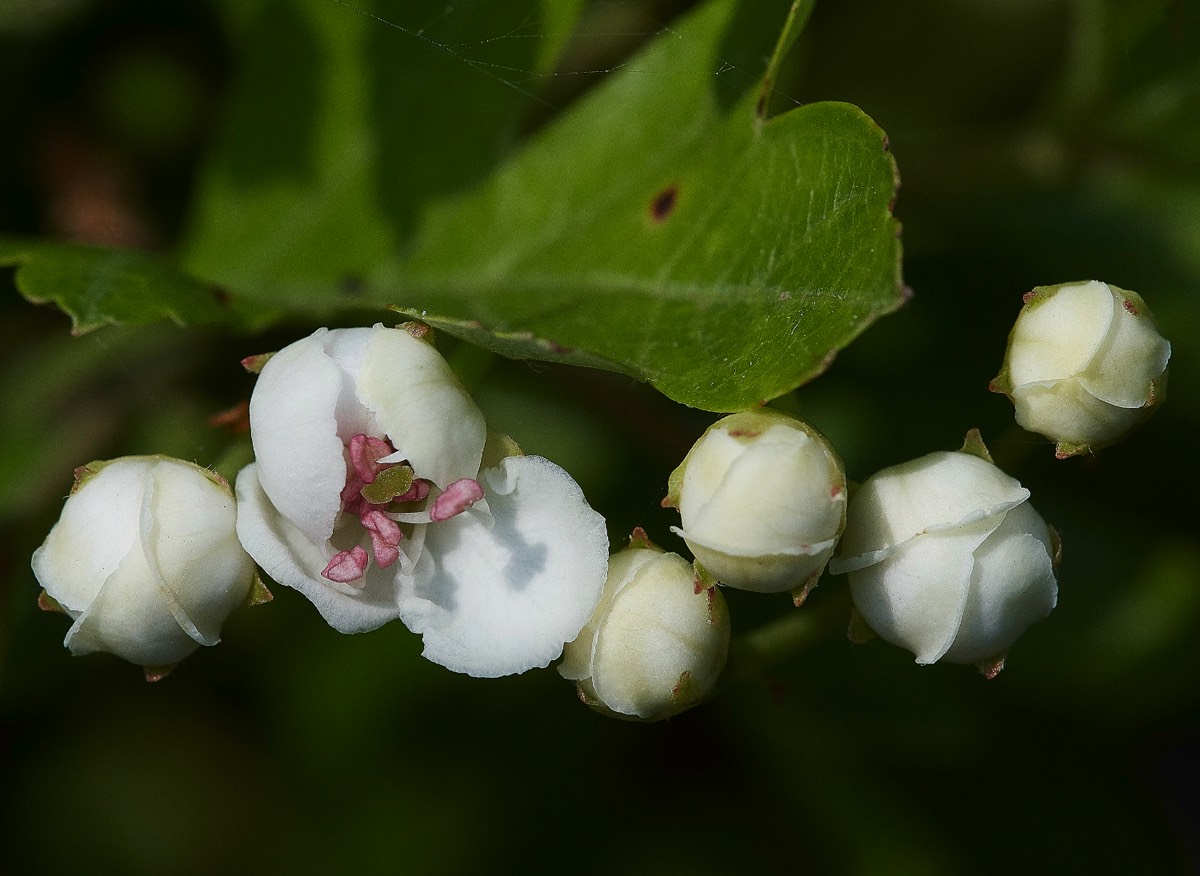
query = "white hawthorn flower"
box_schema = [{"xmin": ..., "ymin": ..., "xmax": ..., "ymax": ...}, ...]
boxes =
[
  {"xmin": 32, "ymin": 456, "xmax": 258, "ymax": 678},
  {"xmin": 559, "ymin": 533, "xmax": 730, "ymax": 721},
  {"xmin": 992, "ymin": 280, "xmax": 1171, "ymax": 457},
  {"xmin": 664, "ymin": 409, "xmax": 846, "ymax": 598},
  {"xmin": 234, "ymin": 324, "xmax": 609, "ymax": 677},
  {"xmin": 828, "ymin": 433, "xmax": 1058, "ymax": 674}
]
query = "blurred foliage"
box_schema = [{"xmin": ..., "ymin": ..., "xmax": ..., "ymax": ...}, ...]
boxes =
[{"xmin": 1, "ymin": 0, "xmax": 1198, "ymax": 874}]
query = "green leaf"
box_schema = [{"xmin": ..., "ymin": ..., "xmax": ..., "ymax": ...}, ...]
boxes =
[
  {"xmin": 383, "ymin": 0, "xmax": 903, "ymax": 411},
  {"xmin": 1, "ymin": 237, "xmax": 231, "ymax": 334}
]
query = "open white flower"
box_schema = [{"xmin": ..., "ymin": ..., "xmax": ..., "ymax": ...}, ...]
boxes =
[
  {"xmin": 992, "ymin": 280, "xmax": 1171, "ymax": 457},
  {"xmin": 32, "ymin": 456, "xmax": 257, "ymax": 678},
  {"xmin": 234, "ymin": 324, "xmax": 609, "ymax": 677},
  {"xmin": 829, "ymin": 433, "xmax": 1058, "ymax": 673}
]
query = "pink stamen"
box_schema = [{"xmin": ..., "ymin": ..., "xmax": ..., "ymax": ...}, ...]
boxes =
[
  {"xmin": 349, "ymin": 434, "xmax": 394, "ymax": 485},
  {"xmin": 430, "ymin": 478, "xmax": 485, "ymax": 522},
  {"xmin": 361, "ymin": 510, "xmax": 403, "ymax": 569},
  {"xmin": 322, "ymin": 546, "xmax": 369, "ymax": 584},
  {"xmin": 396, "ymin": 479, "xmax": 431, "ymax": 504}
]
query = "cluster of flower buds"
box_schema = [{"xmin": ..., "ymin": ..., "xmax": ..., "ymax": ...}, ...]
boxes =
[{"xmin": 31, "ymin": 277, "xmax": 1169, "ymax": 712}]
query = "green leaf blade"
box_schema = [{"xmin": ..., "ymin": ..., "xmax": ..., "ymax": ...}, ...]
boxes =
[{"xmin": 383, "ymin": 0, "xmax": 903, "ymax": 411}]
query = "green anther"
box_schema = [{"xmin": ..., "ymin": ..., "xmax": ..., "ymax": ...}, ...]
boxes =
[{"xmin": 361, "ymin": 464, "xmax": 415, "ymax": 505}]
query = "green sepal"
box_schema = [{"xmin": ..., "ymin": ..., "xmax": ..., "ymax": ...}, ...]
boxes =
[
  {"xmin": 243, "ymin": 573, "xmax": 273, "ymax": 608},
  {"xmin": 957, "ymin": 428, "xmax": 994, "ymax": 463}
]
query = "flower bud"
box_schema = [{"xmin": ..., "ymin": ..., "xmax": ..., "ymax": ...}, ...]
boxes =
[
  {"xmin": 992, "ymin": 280, "xmax": 1171, "ymax": 457},
  {"xmin": 828, "ymin": 432, "xmax": 1058, "ymax": 674},
  {"xmin": 32, "ymin": 456, "xmax": 259, "ymax": 678},
  {"xmin": 664, "ymin": 409, "xmax": 846, "ymax": 598},
  {"xmin": 559, "ymin": 534, "xmax": 730, "ymax": 720}
]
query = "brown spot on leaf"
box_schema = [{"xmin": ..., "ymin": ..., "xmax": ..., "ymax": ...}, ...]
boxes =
[
  {"xmin": 1123, "ymin": 298, "xmax": 1140, "ymax": 316},
  {"xmin": 1022, "ymin": 290, "xmax": 1037, "ymax": 304},
  {"xmin": 649, "ymin": 184, "xmax": 679, "ymax": 223}
]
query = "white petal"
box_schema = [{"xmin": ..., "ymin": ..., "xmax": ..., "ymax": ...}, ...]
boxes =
[
  {"xmin": 683, "ymin": 425, "xmax": 843, "ymax": 553},
  {"xmin": 250, "ymin": 329, "xmax": 353, "ymax": 544},
  {"xmin": 1008, "ymin": 281, "xmax": 1113, "ymax": 386},
  {"xmin": 849, "ymin": 517, "xmax": 998, "ymax": 664},
  {"xmin": 235, "ymin": 463, "xmax": 407, "ymax": 633},
  {"xmin": 1012, "ymin": 380, "xmax": 1142, "ymax": 447},
  {"xmin": 833, "ymin": 452, "xmax": 1027, "ymax": 570},
  {"xmin": 1078, "ymin": 292, "xmax": 1171, "ymax": 408},
  {"xmin": 64, "ymin": 543, "xmax": 201, "ymax": 667},
  {"xmin": 358, "ymin": 324, "xmax": 486, "ymax": 488},
  {"xmin": 397, "ymin": 455, "xmax": 609, "ymax": 677},
  {"xmin": 31, "ymin": 459, "xmax": 149, "ymax": 613},
  {"xmin": 941, "ymin": 501, "xmax": 1058, "ymax": 663},
  {"xmin": 589, "ymin": 551, "xmax": 725, "ymax": 719},
  {"xmin": 143, "ymin": 461, "xmax": 253, "ymax": 645},
  {"xmin": 558, "ymin": 547, "xmax": 655, "ymax": 682}
]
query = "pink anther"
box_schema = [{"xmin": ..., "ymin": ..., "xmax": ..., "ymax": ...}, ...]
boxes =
[
  {"xmin": 349, "ymin": 433, "xmax": 395, "ymax": 485},
  {"xmin": 322, "ymin": 545, "xmax": 369, "ymax": 584},
  {"xmin": 430, "ymin": 478, "xmax": 485, "ymax": 522},
  {"xmin": 361, "ymin": 509, "xmax": 403, "ymax": 569}
]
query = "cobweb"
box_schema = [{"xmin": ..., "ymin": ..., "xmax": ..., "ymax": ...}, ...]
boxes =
[{"xmin": 329, "ymin": 0, "xmax": 800, "ymax": 117}]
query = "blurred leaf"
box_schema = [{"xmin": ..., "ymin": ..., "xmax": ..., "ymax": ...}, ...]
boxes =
[
  {"xmin": 385, "ymin": 0, "xmax": 903, "ymax": 411},
  {"xmin": 181, "ymin": 0, "xmax": 561, "ymax": 310},
  {"xmin": 0, "ymin": 237, "xmax": 230, "ymax": 334}
]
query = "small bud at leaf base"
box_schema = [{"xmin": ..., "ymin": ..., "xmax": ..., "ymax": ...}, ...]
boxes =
[
  {"xmin": 829, "ymin": 434, "xmax": 1058, "ymax": 672},
  {"xmin": 31, "ymin": 456, "xmax": 258, "ymax": 674},
  {"xmin": 559, "ymin": 539, "xmax": 730, "ymax": 721},
  {"xmin": 665, "ymin": 409, "xmax": 846, "ymax": 593},
  {"xmin": 992, "ymin": 280, "xmax": 1171, "ymax": 457}
]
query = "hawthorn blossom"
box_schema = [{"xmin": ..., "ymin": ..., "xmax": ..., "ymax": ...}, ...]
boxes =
[{"xmin": 234, "ymin": 324, "xmax": 609, "ymax": 677}]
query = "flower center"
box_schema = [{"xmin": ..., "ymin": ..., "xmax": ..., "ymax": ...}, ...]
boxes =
[{"xmin": 321, "ymin": 433, "xmax": 483, "ymax": 585}]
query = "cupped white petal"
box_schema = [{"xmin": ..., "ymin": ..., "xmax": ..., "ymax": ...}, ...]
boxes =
[
  {"xmin": 144, "ymin": 461, "xmax": 253, "ymax": 644},
  {"xmin": 1008, "ymin": 281, "xmax": 1113, "ymax": 386},
  {"xmin": 358, "ymin": 325, "xmax": 486, "ymax": 488},
  {"xmin": 64, "ymin": 543, "xmax": 202, "ymax": 667},
  {"xmin": 833, "ymin": 452, "xmax": 1027, "ymax": 569},
  {"xmin": 397, "ymin": 455, "xmax": 609, "ymax": 677},
  {"xmin": 682, "ymin": 425, "xmax": 843, "ymax": 553},
  {"xmin": 235, "ymin": 463, "xmax": 406, "ymax": 633},
  {"xmin": 589, "ymin": 551, "xmax": 725, "ymax": 719},
  {"xmin": 250, "ymin": 329, "xmax": 352, "ymax": 544},
  {"xmin": 31, "ymin": 458, "xmax": 148, "ymax": 613},
  {"xmin": 1012, "ymin": 380, "xmax": 1142, "ymax": 447},
  {"xmin": 1078, "ymin": 291, "xmax": 1172, "ymax": 408},
  {"xmin": 941, "ymin": 501, "xmax": 1057, "ymax": 663},
  {"xmin": 558, "ymin": 547, "xmax": 656, "ymax": 682},
  {"xmin": 674, "ymin": 528, "xmax": 838, "ymax": 593},
  {"xmin": 849, "ymin": 517, "xmax": 999, "ymax": 664}
]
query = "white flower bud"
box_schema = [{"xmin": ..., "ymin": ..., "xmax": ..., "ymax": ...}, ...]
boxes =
[
  {"xmin": 828, "ymin": 433, "xmax": 1059, "ymax": 674},
  {"xmin": 559, "ymin": 534, "xmax": 730, "ymax": 720},
  {"xmin": 664, "ymin": 409, "xmax": 846, "ymax": 597},
  {"xmin": 992, "ymin": 280, "xmax": 1171, "ymax": 457},
  {"xmin": 32, "ymin": 456, "xmax": 259, "ymax": 678}
]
